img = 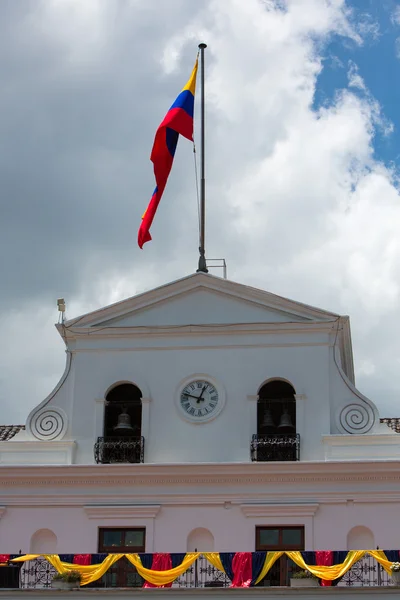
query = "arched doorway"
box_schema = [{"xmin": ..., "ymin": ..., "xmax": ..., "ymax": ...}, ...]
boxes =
[
  {"xmin": 252, "ymin": 380, "xmax": 298, "ymax": 461},
  {"xmin": 95, "ymin": 383, "xmax": 143, "ymax": 463}
]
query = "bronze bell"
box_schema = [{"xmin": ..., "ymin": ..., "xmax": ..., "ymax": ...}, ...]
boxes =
[
  {"xmin": 277, "ymin": 408, "xmax": 295, "ymax": 432},
  {"xmin": 114, "ymin": 408, "xmax": 135, "ymax": 434},
  {"xmin": 262, "ymin": 408, "xmax": 276, "ymax": 433}
]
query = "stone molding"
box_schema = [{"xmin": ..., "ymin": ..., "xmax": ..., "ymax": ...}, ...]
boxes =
[
  {"xmin": 84, "ymin": 505, "xmax": 160, "ymax": 519},
  {"xmin": 1, "ymin": 460, "xmax": 400, "ymax": 487},
  {"xmin": 240, "ymin": 503, "xmax": 319, "ymax": 517}
]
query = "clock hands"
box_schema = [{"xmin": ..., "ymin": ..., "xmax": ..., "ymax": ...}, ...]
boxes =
[
  {"xmin": 196, "ymin": 385, "xmax": 208, "ymax": 403},
  {"xmin": 182, "ymin": 384, "xmax": 208, "ymax": 404},
  {"xmin": 182, "ymin": 393, "xmax": 201, "ymax": 400}
]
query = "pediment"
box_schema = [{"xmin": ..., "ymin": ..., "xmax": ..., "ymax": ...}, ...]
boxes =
[
  {"xmin": 94, "ymin": 288, "xmax": 311, "ymax": 327},
  {"xmin": 64, "ymin": 273, "xmax": 339, "ymax": 330}
]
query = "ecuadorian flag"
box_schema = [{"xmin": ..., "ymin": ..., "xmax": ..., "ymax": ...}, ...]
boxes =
[{"xmin": 138, "ymin": 59, "xmax": 198, "ymax": 248}]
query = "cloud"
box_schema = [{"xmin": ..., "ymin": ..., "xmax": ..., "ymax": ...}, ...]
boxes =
[{"xmin": 1, "ymin": 0, "xmax": 400, "ymax": 423}]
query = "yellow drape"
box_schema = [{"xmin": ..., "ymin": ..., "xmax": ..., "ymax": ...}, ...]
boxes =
[
  {"xmin": 285, "ymin": 550, "xmax": 365, "ymax": 580},
  {"xmin": 368, "ymin": 550, "xmax": 393, "ymax": 575},
  {"xmin": 126, "ymin": 553, "xmax": 199, "ymax": 586},
  {"xmin": 202, "ymin": 553, "xmax": 225, "ymax": 574},
  {"xmin": 44, "ymin": 554, "xmax": 124, "ymax": 586},
  {"xmin": 255, "ymin": 551, "xmax": 284, "ymax": 584},
  {"xmin": 11, "ymin": 555, "xmax": 41, "ymax": 562}
]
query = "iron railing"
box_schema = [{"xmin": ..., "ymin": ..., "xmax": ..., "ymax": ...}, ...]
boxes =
[
  {"xmin": 251, "ymin": 433, "xmax": 300, "ymax": 462},
  {"xmin": 10, "ymin": 555, "xmax": 394, "ymax": 589},
  {"xmin": 94, "ymin": 436, "xmax": 144, "ymax": 464}
]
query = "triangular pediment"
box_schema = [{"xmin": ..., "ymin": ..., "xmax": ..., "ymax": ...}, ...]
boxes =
[{"xmin": 64, "ymin": 273, "xmax": 339, "ymax": 330}]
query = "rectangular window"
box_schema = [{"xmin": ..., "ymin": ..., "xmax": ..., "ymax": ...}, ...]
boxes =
[
  {"xmin": 87, "ymin": 528, "xmax": 146, "ymax": 588},
  {"xmin": 99, "ymin": 527, "xmax": 145, "ymax": 552},
  {"xmin": 256, "ymin": 526, "xmax": 304, "ymax": 586}
]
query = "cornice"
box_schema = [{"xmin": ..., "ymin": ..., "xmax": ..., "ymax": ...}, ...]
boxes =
[
  {"xmin": 64, "ymin": 321, "xmax": 336, "ymax": 342},
  {"xmin": 240, "ymin": 503, "xmax": 319, "ymax": 517},
  {"xmin": 84, "ymin": 505, "xmax": 160, "ymax": 519},
  {"xmin": 0, "ymin": 461, "xmax": 400, "ymax": 488},
  {"xmin": 3, "ymin": 491, "xmax": 400, "ymax": 507}
]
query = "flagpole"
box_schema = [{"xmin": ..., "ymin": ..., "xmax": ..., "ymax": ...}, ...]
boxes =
[{"xmin": 197, "ymin": 43, "xmax": 208, "ymax": 273}]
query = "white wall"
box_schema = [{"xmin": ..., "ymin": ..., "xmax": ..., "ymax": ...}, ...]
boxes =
[{"xmin": 1, "ymin": 498, "xmax": 400, "ymax": 553}]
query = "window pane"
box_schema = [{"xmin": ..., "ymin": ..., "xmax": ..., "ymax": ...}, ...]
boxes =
[
  {"xmin": 125, "ymin": 530, "xmax": 144, "ymax": 547},
  {"xmin": 282, "ymin": 528, "xmax": 303, "ymax": 546},
  {"xmin": 259, "ymin": 529, "xmax": 279, "ymax": 546},
  {"xmin": 102, "ymin": 530, "xmax": 122, "ymax": 548}
]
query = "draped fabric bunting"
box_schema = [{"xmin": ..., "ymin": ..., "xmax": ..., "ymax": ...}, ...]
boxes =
[
  {"xmin": 73, "ymin": 554, "xmax": 91, "ymax": 566},
  {"xmin": 143, "ymin": 554, "xmax": 173, "ymax": 588},
  {"xmin": 316, "ymin": 551, "xmax": 333, "ymax": 586},
  {"xmin": 126, "ymin": 553, "xmax": 199, "ymax": 586},
  {"xmin": 44, "ymin": 554, "xmax": 123, "ymax": 586},
  {"xmin": 9, "ymin": 549, "xmax": 398, "ymax": 586},
  {"xmin": 231, "ymin": 553, "xmax": 252, "ymax": 587},
  {"xmin": 0, "ymin": 555, "xmax": 9, "ymax": 566},
  {"xmin": 251, "ymin": 552, "xmax": 267, "ymax": 586},
  {"xmin": 255, "ymin": 551, "xmax": 283, "ymax": 584},
  {"xmin": 202, "ymin": 553, "xmax": 225, "ymax": 574}
]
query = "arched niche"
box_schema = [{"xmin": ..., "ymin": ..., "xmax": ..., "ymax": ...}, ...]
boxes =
[
  {"xmin": 347, "ymin": 526, "xmax": 374, "ymax": 550},
  {"xmin": 257, "ymin": 380, "xmax": 296, "ymax": 435},
  {"xmin": 104, "ymin": 383, "xmax": 142, "ymax": 438},
  {"xmin": 187, "ymin": 528, "xmax": 215, "ymax": 552},
  {"xmin": 30, "ymin": 529, "xmax": 57, "ymax": 553}
]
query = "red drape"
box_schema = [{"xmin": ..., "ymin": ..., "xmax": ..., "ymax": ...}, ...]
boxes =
[
  {"xmin": 143, "ymin": 553, "xmax": 173, "ymax": 588},
  {"xmin": 231, "ymin": 552, "xmax": 253, "ymax": 587},
  {"xmin": 73, "ymin": 554, "xmax": 91, "ymax": 565},
  {"xmin": 0, "ymin": 555, "xmax": 10, "ymax": 564},
  {"xmin": 316, "ymin": 551, "xmax": 333, "ymax": 586}
]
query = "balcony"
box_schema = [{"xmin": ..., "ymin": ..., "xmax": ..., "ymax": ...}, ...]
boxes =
[
  {"xmin": 251, "ymin": 433, "xmax": 300, "ymax": 462},
  {"xmin": 2, "ymin": 552, "xmax": 397, "ymax": 592},
  {"xmin": 94, "ymin": 436, "xmax": 144, "ymax": 464}
]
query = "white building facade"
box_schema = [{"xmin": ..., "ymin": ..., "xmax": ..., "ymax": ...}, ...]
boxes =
[{"xmin": 0, "ymin": 272, "xmax": 399, "ymax": 585}]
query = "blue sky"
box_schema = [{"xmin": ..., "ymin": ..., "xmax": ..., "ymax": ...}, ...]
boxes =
[{"xmin": 315, "ymin": 0, "xmax": 400, "ymax": 164}]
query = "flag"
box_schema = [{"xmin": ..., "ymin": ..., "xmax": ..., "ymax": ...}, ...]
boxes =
[{"xmin": 138, "ymin": 58, "xmax": 198, "ymax": 248}]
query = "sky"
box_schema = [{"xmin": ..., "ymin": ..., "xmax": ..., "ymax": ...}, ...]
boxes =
[{"xmin": 1, "ymin": 0, "xmax": 400, "ymax": 423}]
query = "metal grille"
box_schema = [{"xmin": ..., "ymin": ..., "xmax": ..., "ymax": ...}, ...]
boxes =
[
  {"xmin": 94, "ymin": 436, "xmax": 144, "ymax": 464},
  {"xmin": 173, "ymin": 555, "xmax": 230, "ymax": 588},
  {"xmin": 20, "ymin": 558, "xmax": 56, "ymax": 589},
  {"xmin": 251, "ymin": 433, "xmax": 300, "ymax": 461},
  {"xmin": 337, "ymin": 555, "xmax": 391, "ymax": 587}
]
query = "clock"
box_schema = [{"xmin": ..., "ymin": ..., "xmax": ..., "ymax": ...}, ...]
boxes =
[{"xmin": 179, "ymin": 379, "xmax": 222, "ymax": 423}]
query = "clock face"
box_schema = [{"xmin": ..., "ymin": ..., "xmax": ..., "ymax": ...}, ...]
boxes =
[{"xmin": 180, "ymin": 380, "xmax": 220, "ymax": 421}]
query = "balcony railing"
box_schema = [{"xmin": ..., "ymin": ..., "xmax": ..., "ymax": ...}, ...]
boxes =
[
  {"xmin": 4, "ymin": 555, "xmax": 393, "ymax": 589},
  {"xmin": 251, "ymin": 433, "xmax": 300, "ymax": 461},
  {"xmin": 94, "ymin": 436, "xmax": 144, "ymax": 464}
]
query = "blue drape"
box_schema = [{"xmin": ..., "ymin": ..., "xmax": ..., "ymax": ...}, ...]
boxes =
[
  {"xmin": 171, "ymin": 553, "xmax": 186, "ymax": 568},
  {"xmin": 251, "ymin": 551, "xmax": 266, "ymax": 586},
  {"xmin": 219, "ymin": 553, "xmax": 235, "ymax": 582}
]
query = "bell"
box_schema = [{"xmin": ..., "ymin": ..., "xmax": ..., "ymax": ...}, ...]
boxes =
[
  {"xmin": 114, "ymin": 408, "xmax": 135, "ymax": 434},
  {"xmin": 262, "ymin": 408, "xmax": 276, "ymax": 433},
  {"xmin": 277, "ymin": 408, "xmax": 295, "ymax": 432}
]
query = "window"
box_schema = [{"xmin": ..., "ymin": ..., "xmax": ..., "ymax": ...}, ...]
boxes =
[
  {"xmin": 99, "ymin": 527, "xmax": 145, "ymax": 552},
  {"xmin": 94, "ymin": 383, "xmax": 144, "ymax": 464},
  {"xmin": 256, "ymin": 526, "xmax": 304, "ymax": 586},
  {"xmin": 251, "ymin": 380, "xmax": 299, "ymax": 462},
  {"xmin": 90, "ymin": 528, "xmax": 146, "ymax": 588}
]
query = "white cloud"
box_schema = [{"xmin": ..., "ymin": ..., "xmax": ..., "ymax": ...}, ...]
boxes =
[
  {"xmin": 2, "ymin": 0, "xmax": 400, "ymax": 422},
  {"xmin": 392, "ymin": 5, "xmax": 400, "ymax": 26}
]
